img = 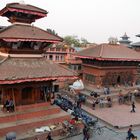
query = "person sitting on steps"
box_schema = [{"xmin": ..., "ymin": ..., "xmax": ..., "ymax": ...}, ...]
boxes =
[{"xmin": 9, "ymin": 98, "xmax": 14, "ymax": 112}]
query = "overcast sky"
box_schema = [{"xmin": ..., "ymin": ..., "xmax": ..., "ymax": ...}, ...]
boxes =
[{"xmin": 0, "ymin": 0, "xmax": 140, "ymax": 43}]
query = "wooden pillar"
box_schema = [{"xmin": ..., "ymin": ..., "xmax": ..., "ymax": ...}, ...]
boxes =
[
  {"xmin": 34, "ymin": 87, "xmax": 38, "ymax": 104},
  {"xmin": 12, "ymin": 88, "xmax": 18, "ymax": 124},
  {"xmin": 12, "ymin": 88, "xmax": 16, "ymax": 111},
  {"xmin": 17, "ymin": 88, "xmax": 22, "ymax": 106},
  {"xmin": 1, "ymin": 88, "xmax": 4, "ymax": 104},
  {"xmin": 1, "ymin": 88, "xmax": 5, "ymax": 105}
]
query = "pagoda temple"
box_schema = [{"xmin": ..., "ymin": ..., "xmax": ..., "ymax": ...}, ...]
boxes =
[
  {"xmin": 0, "ymin": 3, "xmax": 77, "ymax": 107},
  {"xmin": 119, "ymin": 33, "xmax": 131, "ymax": 47},
  {"xmin": 75, "ymin": 39, "xmax": 140, "ymax": 86},
  {"xmin": 0, "ymin": 2, "xmax": 78, "ymax": 137}
]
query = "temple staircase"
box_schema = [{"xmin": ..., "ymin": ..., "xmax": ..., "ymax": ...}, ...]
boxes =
[{"xmin": 0, "ymin": 102, "xmax": 71, "ymax": 138}]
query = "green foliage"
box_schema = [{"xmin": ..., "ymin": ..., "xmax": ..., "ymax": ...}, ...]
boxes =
[
  {"xmin": 81, "ymin": 37, "xmax": 89, "ymax": 45},
  {"xmin": 46, "ymin": 28, "xmax": 90, "ymax": 47},
  {"xmin": 47, "ymin": 28, "xmax": 58, "ymax": 36},
  {"xmin": 64, "ymin": 35, "xmax": 90, "ymax": 47},
  {"xmin": 64, "ymin": 35, "xmax": 81, "ymax": 47}
]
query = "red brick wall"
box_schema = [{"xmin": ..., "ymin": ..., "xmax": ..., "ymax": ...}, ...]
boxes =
[{"xmin": 82, "ymin": 65, "xmax": 137, "ymax": 85}]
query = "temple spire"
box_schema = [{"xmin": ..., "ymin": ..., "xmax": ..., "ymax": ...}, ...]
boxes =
[{"xmin": 119, "ymin": 33, "xmax": 131, "ymax": 47}]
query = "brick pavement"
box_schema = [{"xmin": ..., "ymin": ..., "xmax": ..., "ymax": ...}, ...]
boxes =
[
  {"xmin": 83, "ymin": 103, "xmax": 140, "ymax": 128},
  {"xmin": 60, "ymin": 88, "xmax": 140, "ymax": 129}
]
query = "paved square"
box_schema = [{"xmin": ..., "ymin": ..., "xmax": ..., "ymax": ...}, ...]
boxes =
[{"xmin": 83, "ymin": 103, "xmax": 140, "ymax": 128}]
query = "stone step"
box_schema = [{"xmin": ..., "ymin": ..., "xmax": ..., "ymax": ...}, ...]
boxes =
[
  {"xmin": 0, "ymin": 110, "xmax": 71, "ymax": 137},
  {"xmin": 0, "ymin": 105, "xmax": 61, "ymax": 124},
  {"xmin": 0, "ymin": 102, "xmax": 51, "ymax": 117},
  {"xmin": 85, "ymin": 98, "xmax": 119, "ymax": 109},
  {"xmin": 15, "ymin": 121, "xmax": 84, "ymax": 140},
  {"xmin": 16, "ymin": 102, "xmax": 51, "ymax": 111},
  {"xmin": 16, "ymin": 126, "xmax": 63, "ymax": 140},
  {"xmin": 60, "ymin": 90, "xmax": 119, "ymax": 110},
  {"xmin": 84, "ymin": 84, "xmax": 140, "ymax": 96}
]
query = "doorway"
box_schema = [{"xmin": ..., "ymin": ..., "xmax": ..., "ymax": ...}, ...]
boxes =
[
  {"xmin": 54, "ymin": 85, "xmax": 59, "ymax": 92},
  {"xmin": 21, "ymin": 87, "xmax": 33, "ymax": 105},
  {"xmin": 117, "ymin": 75, "xmax": 121, "ymax": 84},
  {"xmin": 0, "ymin": 90, "xmax": 2, "ymax": 104}
]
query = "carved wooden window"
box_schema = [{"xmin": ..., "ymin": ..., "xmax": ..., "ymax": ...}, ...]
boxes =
[{"xmin": 85, "ymin": 73, "xmax": 95, "ymax": 83}]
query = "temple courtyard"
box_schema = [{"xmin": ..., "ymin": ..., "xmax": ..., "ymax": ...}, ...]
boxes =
[{"xmin": 83, "ymin": 103, "xmax": 140, "ymax": 128}]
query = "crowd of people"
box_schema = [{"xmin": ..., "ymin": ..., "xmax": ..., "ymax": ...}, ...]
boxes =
[
  {"xmin": 92, "ymin": 94, "xmax": 112, "ymax": 110},
  {"xmin": 118, "ymin": 90, "xmax": 136, "ymax": 105},
  {"xmin": 90, "ymin": 86, "xmax": 139, "ymax": 111}
]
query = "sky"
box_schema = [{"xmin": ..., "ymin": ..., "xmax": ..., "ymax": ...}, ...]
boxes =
[{"xmin": 0, "ymin": 0, "xmax": 140, "ymax": 43}]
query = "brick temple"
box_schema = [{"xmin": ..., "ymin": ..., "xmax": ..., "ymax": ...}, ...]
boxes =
[{"xmin": 75, "ymin": 39, "xmax": 140, "ymax": 86}]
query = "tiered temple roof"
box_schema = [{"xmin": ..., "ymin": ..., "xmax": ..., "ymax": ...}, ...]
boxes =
[
  {"xmin": 0, "ymin": 2, "xmax": 77, "ymax": 84},
  {"xmin": 0, "ymin": 57, "xmax": 77, "ymax": 84},
  {"xmin": 131, "ymin": 34, "xmax": 140, "ymax": 48},
  {"xmin": 0, "ymin": 24, "xmax": 62, "ymax": 43},
  {"xmin": 0, "ymin": 2, "xmax": 48, "ymax": 22},
  {"xmin": 119, "ymin": 33, "xmax": 131, "ymax": 46}
]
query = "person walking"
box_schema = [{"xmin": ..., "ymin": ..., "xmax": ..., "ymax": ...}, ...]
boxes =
[
  {"xmin": 118, "ymin": 90, "xmax": 124, "ymax": 105},
  {"xmin": 131, "ymin": 102, "xmax": 136, "ymax": 113},
  {"xmin": 83, "ymin": 125, "xmax": 90, "ymax": 140},
  {"xmin": 126, "ymin": 127, "xmax": 133, "ymax": 140},
  {"xmin": 46, "ymin": 132, "xmax": 53, "ymax": 140},
  {"xmin": 126, "ymin": 125, "xmax": 137, "ymax": 140},
  {"xmin": 34, "ymin": 137, "xmax": 39, "ymax": 140},
  {"xmin": 131, "ymin": 94, "xmax": 135, "ymax": 103},
  {"xmin": 92, "ymin": 100, "xmax": 96, "ymax": 110}
]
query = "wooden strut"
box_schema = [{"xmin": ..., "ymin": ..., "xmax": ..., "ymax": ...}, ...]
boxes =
[
  {"xmin": 12, "ymin": 88, "xmax": 18, "ymax": 124},
  {"xmin": 1, "ymin": 88, "xmax": 4, "ymax": 105}
]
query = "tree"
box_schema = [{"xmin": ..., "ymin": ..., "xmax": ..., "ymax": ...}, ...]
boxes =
[
  {"xmin": 81, "ymin": 37, "xmax": 89, "ymax": 45},
  {"xmin": 47, "ymin": 28, "xmax": 58, "ymax": 36},
  {"xmin": 63, "ymin": 35, "xmax": 81, "ymax": 47}
]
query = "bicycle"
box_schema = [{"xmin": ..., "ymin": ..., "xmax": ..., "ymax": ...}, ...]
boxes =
[
  {"xmin": 94, "ymin": 126, "xmax": 104, "ymax": 135},
  {"xmin": 59, "ymin": 121, "xmax": 80, "ymax": 138},
  {"xmin": 67, "ymin": 125, "xmax": 79, "ymax": 137},
  {"xmin": 87, "ymin": 119, "xmax": 104, "ymax": 135}
]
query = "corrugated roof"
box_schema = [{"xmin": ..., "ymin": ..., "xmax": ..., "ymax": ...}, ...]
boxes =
[{"xmin": 76, "ymin": 43, "xmax": 140, "ymax": 61}]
